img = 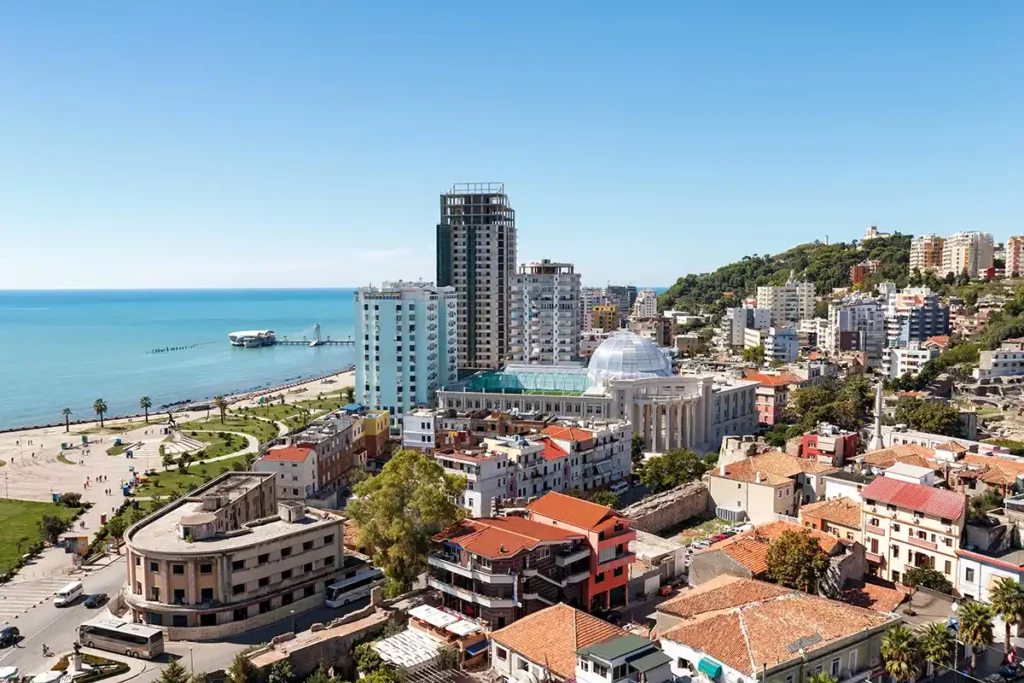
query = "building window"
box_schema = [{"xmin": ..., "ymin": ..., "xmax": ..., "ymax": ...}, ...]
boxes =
[
  {"xmin": 233, "ymin": 584, "xmax": 245, "ymax": 595},
  {"xmin": 893, "ymin": 524, "xmax": 901, "ymax": 532},
  {"xmin": 678, "ymin": 658, "xmax": 692, "ymax": 672},
  {"xmin": 593, "ymin": 664, "xmax": 609, "ymax": 678},
  {"xmin": 892, "ymin": 546, "xmax": 900, "ymax": 559},
  {"xmin": 595, "ymin": 572, "xmax": 605, "ymax": 584},
  {"xmin": 614, "ymin": 664, "xmax": 628, "ymax": 679},
  {"xmin": 258, "ymin": 577, "xmax": 270, "ymax": 587},
  {"xmin": 303, "ymin": 540, "xmax": 314, "ymax": 551},
  {"xmin": 201, "ymin": 588, "xmax": 213, "ymax": 602},
  {"xmin": 945, "ymin": 560, "xmax": 952, "ymax": 574},
  {"xmin": 325, "ymin": 555, "xmax": 335, "ymax": 566},
  {"xmin": 304, "ymin": 562, "xmax": 313, "ymax": 573},
  {"xmin": 613, "ymin": 566, "xmax": 624, "ymax": 577},
  {"xmin": 496, "ymin": 647, "xmax": 508, "ymax": 661},
  {"xmin": 831, "ymin": 658, "xmax": 840, "ymax": 676},
  {"xmin": 517, "ymin": 658, "xmax": 530, "ymax": 672},
  {"xmin": 150, "ymin": 562, "xmax": 159, "ymax": 573},
  {"xmin": 232, "ymin": 559, "xmax": 245, "ymax": 571},
  {"xmin": 966, "ymin": 568, "xmax": 976, "ymax": 582},
  {"xmin": 150, "ymin": 587, "xmax": 160, "ymax": 601},
  {"xmin": 258, "ymin": 554, "xmax": 269, "ymax": 565},
  {"xmin": 324, "ymin": 534, "xmax": 335, "ymax": 544},
  {"xmin": 259, "ymin": 600, "xmax": 272, "ymax": 615},
  {"xmin": 173, "ymin": 589, "xmax": 185, "ymax": 605},
  {"xmin": 282, "ymin": 569, "xmax": 293, "ymax": 580},
  {"xmin": 200, "ymin": 563, "xmax": 213, "ymax": 575},
  {"xmin": 304, "ymin": 585, "xmax": 316, "ymax": 598},
  {"xmin": 234, "ymin": 608, "xmax": 248, "ymax": 622}
]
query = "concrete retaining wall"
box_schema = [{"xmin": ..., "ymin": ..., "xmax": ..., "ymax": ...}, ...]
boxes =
[{"xmin": 620, "ymin": 482, "xmax": 708, "ymax": 534}]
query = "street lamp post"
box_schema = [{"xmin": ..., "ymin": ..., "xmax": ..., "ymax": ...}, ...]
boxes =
[
  {"xmin": 291, "ymin": 609, "xmax": 296, "ymax": 634},
  {"xmin": 189, "ymin": 646, "xmax": 194, "ymax": 673},
  {"xmin": 952, "ymin": 602, "xmax": 960, "ymax": 681}
]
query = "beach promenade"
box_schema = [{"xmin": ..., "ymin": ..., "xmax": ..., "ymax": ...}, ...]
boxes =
[{"xmin": 0, "ymin": 370, "xmax": 355, "ymax": 581}]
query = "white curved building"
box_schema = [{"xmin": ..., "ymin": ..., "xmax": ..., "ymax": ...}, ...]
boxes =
[{"xmin": 438, "ymin": 332, "xmax": 758, "ymax": 454}]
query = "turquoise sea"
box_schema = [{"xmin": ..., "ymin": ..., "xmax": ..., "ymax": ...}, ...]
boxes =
[{"xmin": 0, "ymin": 289, "xmax": 357, "ymax": 430}]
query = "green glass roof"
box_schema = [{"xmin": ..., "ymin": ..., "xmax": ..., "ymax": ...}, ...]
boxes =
[
  {"xmin": 627, "ymin": 650, "xmax": 672, "ymax": 673},
  {"xmin": 577, "ymin": 634, "xmax": 653, "ymax": 661}
]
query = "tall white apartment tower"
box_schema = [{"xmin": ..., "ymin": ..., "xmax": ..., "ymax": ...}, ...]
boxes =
[
  {"xmin": 941, "ymin": 231, "xmax": 995, "ymax": 278},
  {"xmin": 355, "ymin": 282, "xmax": 458, "ymax": 433},
  {"xmin": 632, "ymin": 289, "xmax": 658, "ymax": 319},
  {"xmin": 755, "ymin": 280, "xmax": 815, "ymax": 326},
  {"xmin": 581, "ymin": 287, "xmax": 605, "ymax": 331},
  {"xmin": 510, "ymin": 260, "xmax": 582, "ymax": 364},
  {"xmin": 1007, "ymin": 236, "xmax": 1024, "ymax": 277},
  {"xmin": 436, "ymin": 183, "xmax": 517, "ymax": 371}
]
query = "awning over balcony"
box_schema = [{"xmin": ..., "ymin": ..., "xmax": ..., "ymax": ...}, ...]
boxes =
[{"xmin": 698, "ymin": 657, "xmax": 722, "ymax": 678}]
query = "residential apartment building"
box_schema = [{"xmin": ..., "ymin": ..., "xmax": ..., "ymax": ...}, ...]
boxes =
[
  {"xmin": 763, "ymin": 327, "xmax": 798, "ymax": 363},
  {"xmin": 592, "ymin": 304, "xmax": 619, "ymax": 332},
  {"xmin": 631, "ymin": 289, "xmax": 658, "ymax": 319},
  {"xmin": 581, "ymin": 287, "xmax": 606, "ymax": 332},
  {"xmin": 941, "ymin": 231, "xmax": 995, "ymax": 278},
  {"xmin": 860, "ymin": 476, "xmax": 967, "ymax": 585},
  {"xmin": 722, "ymin": 306, "xmax": 771, "ymax": 347},
  {"xmin": 1007, "ymin": 236, "xmax": 1024, "ymax": 278},
  {"xmin": 401, "ymin": 407, "xmax": 556, "ymax": 453},
  {"xmin": 510, "ymin": 259, "xmax": 582, "ymax": 364},
  {"xmin": 657, "ymin": 577, "xmax": 897, "ymax": 683},
  {"xmin": 580, "ymin": 330, "xmax": 614, "ymax": 357},
  {"xmin": 604, "ymin": 285, "xmax": 638, "ymax": 327},
  {"xmin": 975, "ymin": 339, "xmax": 1024, "ymax": 380},
  {"xmin": 827, "ymin": 297, "xmax": 885, "ymax": 367},
  {"xmin": 798, "ymin": 317, "xmax": 830, "ymax": 349},
  {"xmin": 354, "ymin": 281, "xmax": 458, "ymax": 432},
  {"xmin": 910, "ymin": 234, "xmax": 944, "ymax": 272},
  {"xmin": 850, "ymin": 260, "xmax": 881, "ymax": 286},
  {"xmin": 885, "ymin": 287, "xmax": 950, "ymax": 348},
  {"xmin": 490, "ymin": 604, "xmax": 628, "ymax": 683},
  {"xmin": 629, "ymin": 317, "xmax": 675, "ymax": 347},
  {"xmin": 800, "ymin": 423, "xmax": 859, "ymax": 466},
  {"xmin": 800, "ymin": 497, "xmax": 863, "ymax": 544},
  {"xmin": 755, "ymin": 280, "xmax": 815, "ymax": 326},
  {"xmin": 527, "ymin": 492, "xmax": 636, "ymax": 610},
  {"xmin": 436, "ymin": 182, "xmax": 517, "ymax": 371},
  {"xmin": 707, "ymin": 451, "xmax": 836, "ymax": 524},
  {"xmin": 575, "ymin": 634, "xmax": 672, "ymax": 683},
  {"xmin": 428, "ymin": 420, "xmax": 631, "ymax": 517},
  {"xmin": 957, "ymin": 493, "xmax": 1024, "ymax": 602},
  {"xmin": 428, "ymin": 516, "xmax": 592, "ymax": 627},
  {"xmin": 123, "ymin": 472, "xmax": 345, "ymax": 637},
  {"xmin": 882, "ymin": 345, "xmax": 940, "ymax": 379},
  {"xmin": 743, "ymin": 370, "xmax": 802, "ymax": 426}
]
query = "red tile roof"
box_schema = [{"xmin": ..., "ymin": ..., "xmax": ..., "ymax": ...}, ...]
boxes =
[
  {"xmin": 434, "ymin": 516, "xmax": 584, "ymax": 559},
  {"xmin": 261, "ymin": 446, "xmax": 313, "ymax": 463},
  {"xmin": 839, "ymin": 580, "xmax": 907, "ymax": 613},
  {"xmin": 660, "ymin": 579, "xmax": 896, "ymax": 677},
  {"xmin": 491, "ymin": 604, "xmax": 627, "ymax": 679},
  {"xmin": 658, "ymin": 576, "xmax": 791, "ymax": 619},
  {"xmin": 742, "ymin": 370, "xmax": 803, "ymax": 388},
  {"xmin": 541, "ymin": 426, "xmax": 594, "ymax": 443},
  {"xmin": 527, "ymin": 491, "xmax": 622, "ymax": 531},
  {"xmin": 541, "ymin": 438, "xmax": 569, "ymax": 461},
  {"xmin": 697, "ymin": 521, "xmax": 842, "ymax": 576},
  {"xmin": 862, "ymin": 476, "xmax": 966, "ymax": 520}
]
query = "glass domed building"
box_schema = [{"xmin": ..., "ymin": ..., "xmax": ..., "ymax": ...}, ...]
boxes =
[{"xmin": 585, "ymin": 332, "xmax": 673, "ymax": 389}]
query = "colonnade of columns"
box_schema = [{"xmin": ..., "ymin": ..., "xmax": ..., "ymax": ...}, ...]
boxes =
[{"xmin": 632, "ymin": 400, "xmax": 695, "ymax": 453}]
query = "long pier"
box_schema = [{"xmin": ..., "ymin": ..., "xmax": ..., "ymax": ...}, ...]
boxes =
[{"xmin": 275, "ymin": 338, "xmax": 355, "ymax": 346}]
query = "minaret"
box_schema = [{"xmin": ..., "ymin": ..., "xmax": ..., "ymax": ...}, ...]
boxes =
[{"xmin": 867, "ymin": 381, "xmax": 884, "ymax": 452}]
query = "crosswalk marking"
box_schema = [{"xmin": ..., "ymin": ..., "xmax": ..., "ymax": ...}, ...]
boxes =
[{"xmin": 0, "ymin": 577, "xmax": 73, "ymax": 622}]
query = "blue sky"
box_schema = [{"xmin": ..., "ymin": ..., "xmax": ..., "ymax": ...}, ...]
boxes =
[{"xmin": 1, "ymin": 2, "xmax": 1021, "ymax": 289}]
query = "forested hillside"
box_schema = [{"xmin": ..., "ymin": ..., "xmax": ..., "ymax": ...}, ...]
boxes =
[{"xmin": 659, "ymin": 234, "xmax": 912, "ymax": 313}]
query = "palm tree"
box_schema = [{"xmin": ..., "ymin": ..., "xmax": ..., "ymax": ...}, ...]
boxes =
[
  {"xmin": 214, "ymin": 395, "xmax": 229, "ymax": 424},
  {"xmin": 882, "ymin": 624, "xmax": 920, "ymax": 683},
  {"xmin": 139, "ymin": 396, "xmax": 152, "ymax": 423},
  {"xmin": 919, "ymin": 622, "xmax": 956, "ymax": 676},
  {"xmin": 93, "ymin": 398, "xmax": 108, "ymax": 427},
  {"xmin": 959, "ymin": 601, "xmax": 995, "ymax": 671},
  {"xmin": 61, "ymin": 407, "xmax": 72, "ymax": 432},
  {"xmin": 989, "ymin": 577, "xmax": 1024, "ymax": 658}
]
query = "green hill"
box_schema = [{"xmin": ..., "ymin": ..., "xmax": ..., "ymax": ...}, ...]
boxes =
[{"xmin": 659, "ymin": 234, "xmax": 912, "ymax": 314}]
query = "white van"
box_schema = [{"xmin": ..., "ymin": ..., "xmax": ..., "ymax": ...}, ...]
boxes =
[
  {"xmin": 610, "ymin": 482, "xmax": 630, "ymax": 496},
  {"xmin": 54, "ymin": 581, "xmax": 83, "ymax": 607}
]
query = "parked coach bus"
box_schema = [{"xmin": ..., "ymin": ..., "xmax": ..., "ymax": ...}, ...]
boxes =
[
  {"xmin": 325, "ymin": 568, "xmax": 384, "ymax": 608},
  {"xmin": 79, "ymin": 618, "xmax": 164, "ymax": 659}
]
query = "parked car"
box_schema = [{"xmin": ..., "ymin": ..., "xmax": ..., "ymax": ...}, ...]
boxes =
[
  {"xmin": 0, "ymin": 626, "xmax": 19, "ymax": 648},
  {"xmin": 708, "ymin": 533, "xmax": 729, "ymax": 543},
  {"xmin": 83, "ymin": 593, "xmax": 108, "ymax": 609},
  {"xmin": 691, "ymin": 540, "xmax": 710, "ymax": 550}
]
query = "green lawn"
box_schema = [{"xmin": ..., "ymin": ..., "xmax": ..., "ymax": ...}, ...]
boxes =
[
  {"xmin": 135, "ymin": 454, "xmax": 250, "ymax": 497},
  {"xmin": 239, "ymin": 403, "xmax": 304, "ymax": 422},
  {"xmin": 57, "ymin": 454, "xmax": 76, "ymax": 465},
  {"xmin": 179, "ymin": 415, "xmax": 278, "ymax": 444},
  {"xmin": 76, "ymin": 417, "xmax": 167, "ymax": 435},
  {"xmin": 0, "ymin": 500, "xmax": 80, "ymax": 575},
  {"xmin": 105, "ymin": 442, "xmax": 137, "ymax": 456},
  {"xmin": 190, "ymin": 431, "xmax": 248, "ymax": 459}
]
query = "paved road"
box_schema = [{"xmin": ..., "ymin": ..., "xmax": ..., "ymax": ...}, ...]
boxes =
[{"xmin": 0, "ymin": 557, "xmax": 128, "ymax": 675}]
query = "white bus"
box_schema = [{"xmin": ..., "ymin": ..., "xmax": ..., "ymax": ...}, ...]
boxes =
[
  {"xmin": 325, "ymin": 568, "xmax": 384, "ymax": 608},
  {"xmin": 78, "ymin": 618, "xmax": 165, "ymax": 659}
]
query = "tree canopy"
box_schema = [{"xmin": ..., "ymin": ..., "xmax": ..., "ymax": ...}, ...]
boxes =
[
  {"xmin": 638, "ymin": 449, "xmax": 709, "ymax": 493},
  {"xmin": 347, "ymin": 450, "xmax": 466, "ymax": 596},
  {"xmin": 902, "ymin": 566, "xmax": 953, "ymax": 594},
  {"xmin": 658, "ymin": 235, "xmax": 912, "ymax": 313},
  {"xmin": 881, "ymin": 625, "xmax": 920, "ymax": 683},
  {"xmin": 764, "ymin": 530, "xmax": 831, "ymax": 594},
  {"xmin": 893, "ymin": 397, "xmax": 963, "ymax": 437}
]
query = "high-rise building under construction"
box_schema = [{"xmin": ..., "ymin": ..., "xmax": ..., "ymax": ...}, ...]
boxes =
[{"xmin": 436, "ymin": 183, "xmax": 517, "ymax": 371}]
